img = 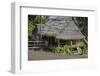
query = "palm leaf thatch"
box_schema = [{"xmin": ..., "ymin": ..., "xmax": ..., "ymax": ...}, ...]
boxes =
[{"xmin": 37, "ymin": 16, "xmax": 85, "ymax": 40}]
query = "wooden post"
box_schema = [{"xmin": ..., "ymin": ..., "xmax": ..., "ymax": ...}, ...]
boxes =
[
  {"xmin": 70, "ymin": 41, "xmax": 72, "ymax": 51},
  {"xmin": 40, "ymin": 15, "xmax": 42, "ymax": 40},
  {"xmin": 48, "ymin": 37, "xmax": 49, "ymax": 44},
  {"xmin": 58, "ymin": 39, "xmax": 60, "ymax": 47},
  {"xmin": 55, "ymin": 38, "xmax": 57, "ymax": 43}
]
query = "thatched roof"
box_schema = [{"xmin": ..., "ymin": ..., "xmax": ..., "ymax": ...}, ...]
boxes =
[{"xmin": 37, "ymin": 16, "xmax": 84, "ymax": 40}]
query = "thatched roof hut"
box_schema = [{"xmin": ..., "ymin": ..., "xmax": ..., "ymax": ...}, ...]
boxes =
[{"xmin": 37, "ymin": 16, "xmax": 84, "ymax": 40}]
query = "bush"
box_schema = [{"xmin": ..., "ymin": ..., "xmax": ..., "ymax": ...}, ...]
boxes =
[
  {"xmin": 63, "ymin": 45, "xmax": 73, "ymax": 55},
  {"xmin": 52, "ymin": 44, "xmax": 73, "ymax": 55}
]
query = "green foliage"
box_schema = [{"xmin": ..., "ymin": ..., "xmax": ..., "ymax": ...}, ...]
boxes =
[
  {"xmin": 52, "ymin": 40, "xmax": 88, "ymax": 55},
  {"xmin": 82, "ymin": 41, "xmax": 88, "ymax": 54},
  {"xmin": 28, "ymin": 22, "xmax": 36, "ymax": 40},
  {"xmin": 76, "ymin": 17, "xmax": 88, "ymax": 39},
  {"xmin": 28, "ymin": 15, "xmax": 49, "ymax": 41},
  {"xmin": 63, "ymin": 44, "xmax": 73, "ymax": 55},
  {"xmin": 42, "ymin": 16, "xmax": 49, "ymax": 24},
  {"xmin": 52, "ymin": 44, "xmax": 73, "ymax": 55},
  {"xmin": 52, "ymin": 47, "xmax": 62, "ymax": 53},
  {"xmin": 72, "ymin": 17, "xmax": 88, "ymax": 40}
]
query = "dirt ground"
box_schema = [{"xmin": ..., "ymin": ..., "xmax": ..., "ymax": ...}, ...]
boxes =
[{"xmin": 28, "ymin": 49, "xmax": 88, "ymax": 61}]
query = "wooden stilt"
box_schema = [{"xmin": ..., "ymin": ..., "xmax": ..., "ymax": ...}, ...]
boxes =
[
  {"xmin": 70, "ymin": 41, "xmax": 72, "ymax": 51},
  {"xmin": 55, "ymin": 38, "xmax": 56, "ymax": 42},
  {"xmin": 58, "ymin": 40, "xmax": 60, "ymax": 47}
]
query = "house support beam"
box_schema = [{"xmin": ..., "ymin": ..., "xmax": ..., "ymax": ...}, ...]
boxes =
[
  {"xmin": 70, "ymin": 41, "xmax": 73, "ymax": 51},
  {"xmin": 57, "ymin": 40, "xmax": 60, "ymax": 47}
]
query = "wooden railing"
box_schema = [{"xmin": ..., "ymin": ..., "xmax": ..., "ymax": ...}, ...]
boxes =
[{"xmin": 28, "ymin": 41, "xmax": 46, "ymax": 49}]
